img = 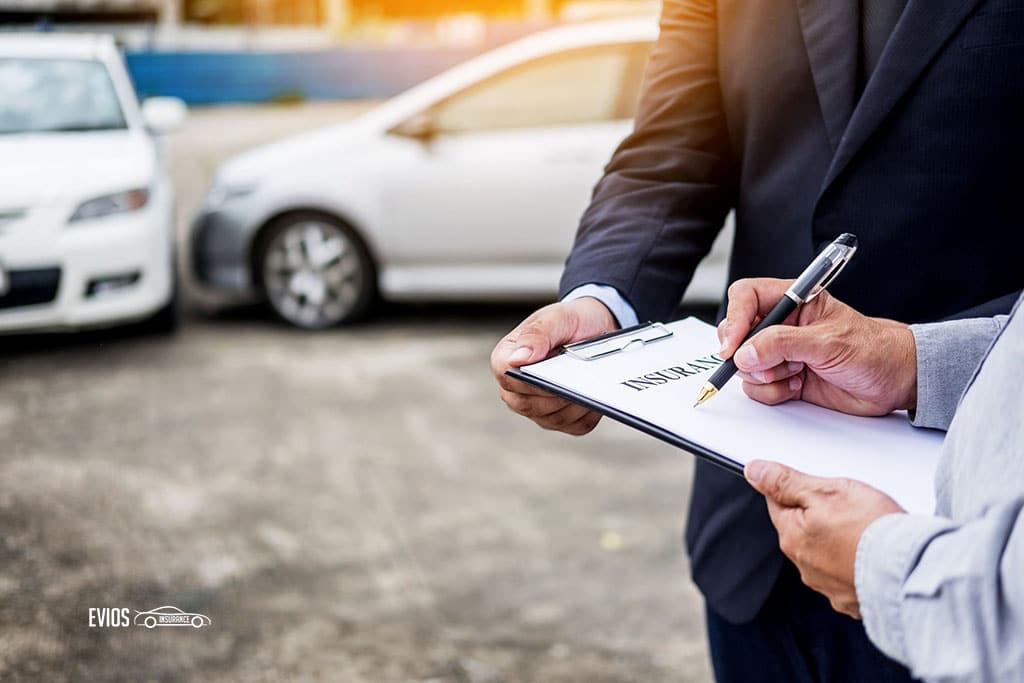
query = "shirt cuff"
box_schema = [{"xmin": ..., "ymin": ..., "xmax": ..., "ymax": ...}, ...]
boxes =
[
  {"xmin": 909, "ymin": 318, "xmax": 1002, "ymax": 431},
  {"xmin": 855, "ymin": 512, "xmax": 957, "ymax": 665},
  {"xmin": 562, "ymin": 283, "xmax": 640, "ymax": 329}
]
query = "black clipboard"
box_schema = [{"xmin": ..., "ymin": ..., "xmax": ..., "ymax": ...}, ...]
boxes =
[{"xmin": 505, "ymin": 321, "xmax": 744, "ymax": 478}]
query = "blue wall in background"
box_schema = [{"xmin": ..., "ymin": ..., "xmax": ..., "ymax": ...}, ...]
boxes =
[{"xmin": 125, "ymin": 47, "xmax": 484, "ymax": 105}]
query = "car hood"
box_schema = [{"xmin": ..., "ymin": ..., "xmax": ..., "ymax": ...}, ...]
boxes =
[
  {"xmin": 0, "ymin": 131, "xmax": 156, "ymax": 209},
  {"xmin": 215, "ymin": 119, "xmax": 374, "ymax": 186}
]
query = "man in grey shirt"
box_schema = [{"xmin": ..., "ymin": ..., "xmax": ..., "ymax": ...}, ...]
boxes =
[{"xmin": 714, "ymin": 278, "xmax": 1022, "ymax": 682}]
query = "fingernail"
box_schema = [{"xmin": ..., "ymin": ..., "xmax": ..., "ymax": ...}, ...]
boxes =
[
  {"xmin": 735, "ymin": 344, "xmax": 758, "ymax": 368},
  {"xmin": 509, "ymin": 347, "xmax": 533, "ymax": 364},
  {"xmin": 746, "ymin": 461, "xmax": 766, "ymax": 484},
  {"xmin": 789, "ymin": 376, "xmax": 802, "ymax": 391},
  {"xmin": 787, "ymin": 361, "xmax": 804, "ymax": 373}
]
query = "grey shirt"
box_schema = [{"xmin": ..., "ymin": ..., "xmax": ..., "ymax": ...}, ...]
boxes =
[{"xmin": 855, "ymin": 296, "xmax": 1024, "ymax": 683}]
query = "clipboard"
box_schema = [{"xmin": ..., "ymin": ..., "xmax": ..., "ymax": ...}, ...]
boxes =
[
  {"xmin": 505, "ymin": 317, "xmax": 942, "ymax": 514},
  {"xmin": 507, "ymin": 321, "xmax": 745, "ymax": 477}
]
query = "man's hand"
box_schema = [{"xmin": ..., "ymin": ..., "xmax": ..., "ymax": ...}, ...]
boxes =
[
  {"xmin": 718, "ymin": 278, "xmax": 918, "ymax": 416},
  {"xmin": 745, "ymin": 460, "xmax": 905, "ymax": 618},
  {"xmin": 491, "ymin": 297, "xmax": 617, "ymax": 435}
]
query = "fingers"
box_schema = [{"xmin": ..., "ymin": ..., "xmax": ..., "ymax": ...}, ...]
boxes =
[
  {"xmin": 495, "ymin": 367, "xmax": 560, "ymax": 397},
  {"xmin": 733, "ymin": 324, "xmax": 833, "ymax": 374},
  {"xmin": 498, "ymin": 382, "xmax": 602, "ymax": 435},
  {"xmin": 492, "ymin": 306, "xmax": 603, "ymax": 434},
  {"xmin": 491, "ymin": 306, "xmax": 572, "ymax": 378},
  {"xmin": 492, "ymin": 308, "xmax": 572, "ymax": 397},
  {"xmin": 555, "ymin": 406, "xmax": 603, "ymax": 436},
  {"xmin": 507, "ymin": 306, "xmax": 579, "ymax": 366},
  {"xmin": 744, "ymin": 460, "xmax": 816, "ymax": 508},
  {"xmin": 738, "ymin": 360, "xmax": 805, "ymax": 405},
  {"xmin": 741, "ymin": 374, "xmax": 803, "ymax": 405},
  {"xmin": 490, "ymin": 299, "xmax": 614, "ymax": 436},
  {"xmin": 507, "ymin": 400, "xmax": 601, "ymax": 435},
  {"xmin": 719, "ymin": 279, "xmax": 795, "ymax": 357},
  {"xmin": 499, "ymin": 387, "xmax": 571, "ymax": 418},
  {"xmin": 735, "ymin": 361, "xmax": 804, "ymax": 386}
]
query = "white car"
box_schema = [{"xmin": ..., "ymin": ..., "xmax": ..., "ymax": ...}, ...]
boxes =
[
  {"xmin": 193, "ymin": 18, "xmax": 733, "ymax": 329},
  {"xmin": 0, "ymin": 33, "xmax": 186, "ymax": 334}
]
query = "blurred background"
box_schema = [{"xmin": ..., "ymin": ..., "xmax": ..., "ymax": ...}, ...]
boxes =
[{"xmin": 0, "ymin": 1, "xmax": 732, "ymax": 680}]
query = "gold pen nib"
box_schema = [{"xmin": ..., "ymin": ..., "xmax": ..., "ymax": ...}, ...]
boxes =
[{"xmin": 693, "ymin": 382, "xmax": 718, "ymax": 408}]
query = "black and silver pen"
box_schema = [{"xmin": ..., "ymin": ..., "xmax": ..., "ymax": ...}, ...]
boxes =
[{"xmin": 693, "ymin": 233, "xmax": 859, "ymax": 407}]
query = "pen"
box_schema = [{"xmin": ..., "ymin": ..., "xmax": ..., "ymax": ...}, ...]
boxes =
[{"xmin": 693, "ymin": 233, "xmax": 859, "ymax": 407}]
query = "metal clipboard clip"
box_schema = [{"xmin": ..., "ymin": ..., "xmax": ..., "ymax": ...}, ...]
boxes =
[{"xmin": 563, "ymin": 322, "xmax": 673, "ymax": 361}]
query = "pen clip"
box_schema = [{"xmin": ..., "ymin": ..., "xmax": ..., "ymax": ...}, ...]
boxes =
[{"xmin": 564, "ymin": 322, "xmax": 673, "ymax": 361}]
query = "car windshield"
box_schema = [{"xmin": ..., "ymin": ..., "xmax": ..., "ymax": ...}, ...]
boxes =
[{"xmin": 0, "ymin": 57, "xmax": 128, "ymax": 135}]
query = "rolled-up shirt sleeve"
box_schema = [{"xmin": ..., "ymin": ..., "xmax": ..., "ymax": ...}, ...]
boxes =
[
  {"xmin": 909, "ymin": 317, "xmax": 1006, "ymax": 431},
  {"xmin": 855, "ymin": 500, "xmax": 1024, "ymax": 682}
]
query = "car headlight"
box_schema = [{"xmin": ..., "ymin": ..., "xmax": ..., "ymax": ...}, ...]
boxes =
[
  {"xmin": 69, "ymin": 188, "xmax": 150, "ymax": 223},
  {"xmin": 203, "ymin": 182, "xmax": 256, "ymax": 211}
]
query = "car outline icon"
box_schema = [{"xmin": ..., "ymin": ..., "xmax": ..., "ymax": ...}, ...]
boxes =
[{"xmin": 134, "ymin": 606, "xmax": 212, "ymax": 629}]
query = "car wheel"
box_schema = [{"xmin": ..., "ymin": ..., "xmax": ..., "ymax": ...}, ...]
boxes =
[
  {"xmin": 257, "ymin": 214, "xmax": 376, "ymax": 329},
  {"xmin": 191, "ymin": 616, "xmax": 204, "ymax": 628},
  {"xmin": 144, "ymin": 616, "xmax": 157, "ymax": 629}
]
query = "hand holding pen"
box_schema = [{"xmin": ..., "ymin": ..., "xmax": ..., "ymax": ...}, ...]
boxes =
[
  {"xmin": 700, "ymin": 276, "xmax": 920, "ymax": 416},
  {"xmin": 694, "ymin": 234, "xmax": 859, "ymax": 407}
]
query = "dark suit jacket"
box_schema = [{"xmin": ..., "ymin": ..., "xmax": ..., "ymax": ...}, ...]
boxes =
[{"xmin": 559, "ymin": 0, "xmax": 1024, "ymax": 623}]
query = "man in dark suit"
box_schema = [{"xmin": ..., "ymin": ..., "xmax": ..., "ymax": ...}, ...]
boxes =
[{"xmin": 491, "ymin": 0, "xmax": 1024, "ymax": 680}]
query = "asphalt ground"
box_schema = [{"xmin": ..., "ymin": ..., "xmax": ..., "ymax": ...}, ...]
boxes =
[{"xmin": 0, "ymin": 102, "xmax": 714, "ymax": 683}]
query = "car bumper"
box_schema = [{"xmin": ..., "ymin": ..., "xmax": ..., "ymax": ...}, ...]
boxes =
[
  {"xmin": 0, "ymin": 206, "xmax": 173, "ymax": 333},
  {"xmin": 191, "ymin": 207, "xmax": 257, "ymax": 296}
]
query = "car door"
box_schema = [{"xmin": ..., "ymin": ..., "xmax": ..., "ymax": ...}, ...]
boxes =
[{"xmin": 379, "ymin": 42, "xmax": 649, "ymax": 273}]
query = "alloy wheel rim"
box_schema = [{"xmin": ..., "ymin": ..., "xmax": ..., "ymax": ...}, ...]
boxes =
[{"xmin": 263, "ymin": 221, "xmax": 363, "ymax": 328}]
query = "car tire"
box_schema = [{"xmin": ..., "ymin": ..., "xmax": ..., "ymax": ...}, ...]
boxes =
[
  {"xmin": 144, "ymin": 616, "xmax": 157, "ymax": 629},
  {"xmin": 191, "ymin": 616, "xmax": 204, "ymax": 628},
  {"xmin": 256, "ymin": 213, "xmax": 376, "ymax": 330}
]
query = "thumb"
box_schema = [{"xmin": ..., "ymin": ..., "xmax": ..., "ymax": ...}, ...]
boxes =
[
  {"xmin": 507, "ymin": 308, "xmax": 576, "ymax": 366},
  {"xmin": 733, "ymin": 324, "xmax": 832, "ymax": 373},
  {"xmin": 745, "ymin": 460, "xmax": 811, "ymax": 508}
]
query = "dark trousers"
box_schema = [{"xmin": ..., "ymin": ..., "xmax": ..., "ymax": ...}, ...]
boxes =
[{"xmin": 705, "ymin": 562, "xmax": 917, "ymax": 683}]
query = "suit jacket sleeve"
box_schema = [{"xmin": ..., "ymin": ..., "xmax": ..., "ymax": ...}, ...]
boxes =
[
  {"xmin": 558, "ymin": 0, "xmax": 734, "ymax": 322},
  {"xmin": 945, "ymin": 290, "xmax": 1022, "ymax": 321}
]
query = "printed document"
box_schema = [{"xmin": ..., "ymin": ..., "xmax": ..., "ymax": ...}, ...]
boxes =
[{"xmin": 517, "ymin": 317, "xmax": 943, "ymax": 514}]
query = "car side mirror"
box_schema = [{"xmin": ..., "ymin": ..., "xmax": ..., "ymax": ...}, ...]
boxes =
[
  {"xmin": 392, "ymin": 111, "xmax": 438, "ymax": 143},
  {"xmin": 142, "ymin": 97, "xmax": 187, "ymax": 135}
]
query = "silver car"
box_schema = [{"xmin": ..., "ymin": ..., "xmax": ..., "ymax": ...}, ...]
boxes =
[{"xmin": 192, "ymin": 19, "xmax": 731, "ymax": 330}]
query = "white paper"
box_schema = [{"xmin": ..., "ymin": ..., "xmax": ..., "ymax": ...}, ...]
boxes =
[{"xmin": 521, "ymin": 317, "xmax": 942, "ymax": 514}]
